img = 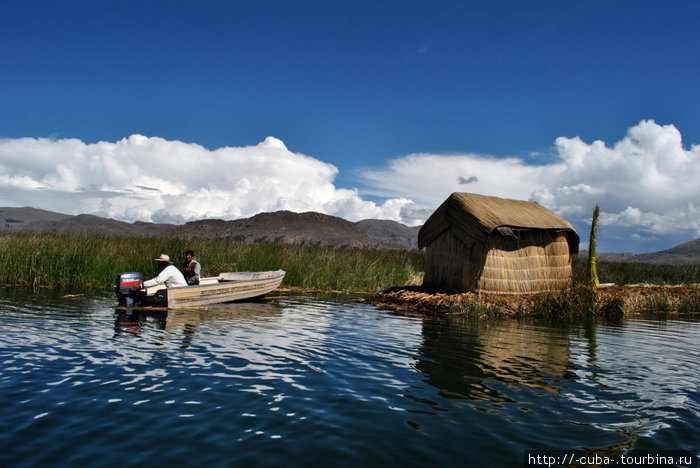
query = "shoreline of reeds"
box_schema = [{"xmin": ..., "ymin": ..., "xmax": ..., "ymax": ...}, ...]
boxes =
[
  {"xmin": 370, "ymin": 284, "xmax": 700, "ymax": 321},
  {"xmin": 2, "ymin": 232, "xmax": 699, "ymax": 320},
  {"xmin": 0, "ymin": 232, "xmax": 424, "ymax": 292}
]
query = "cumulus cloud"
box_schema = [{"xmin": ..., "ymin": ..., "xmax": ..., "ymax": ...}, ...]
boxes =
[
  {"xmin": 357, "ymin": 120, "xmax": 700, "ymax": 249},
  {"xmin": 358, "ymin": 152, "xmax": 546, "ymax": 206},
  {"xmin": 0, "ymin": 135, "xmax": 414, "ymax": 224},
  {"xmin": 1, "ymin": 119, "xmax": 698, "ymax": 252}
]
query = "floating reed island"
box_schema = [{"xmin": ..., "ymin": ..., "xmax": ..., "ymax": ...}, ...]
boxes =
[
  {"xmin": 369, "ymin": 284, "xmax": 700, "ymax": 320},
  {"xmin": 371, "ymin": 193, "xmax": 699, "ymax": 320}
]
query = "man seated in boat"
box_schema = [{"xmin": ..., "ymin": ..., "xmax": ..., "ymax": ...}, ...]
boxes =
[
  {"xmin": 132, "ymin": 254, "xmax": 188, "ymax": 291},
  {"xmin": 181, "ymin": 250, "xmax": 201, "ymax": 285}
]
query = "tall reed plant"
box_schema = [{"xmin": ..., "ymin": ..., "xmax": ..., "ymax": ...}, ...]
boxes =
[
  {"xmin": 0, "ymin": 232, "xmax": 424, "ymax": 292},
  {"xmin": 586, "ymin": 204, "xmax": 600, "ymax": 287}
]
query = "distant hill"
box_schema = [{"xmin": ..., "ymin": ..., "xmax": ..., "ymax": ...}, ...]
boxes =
[
  {"xmin": 578, "ymin": 238, "xmax": 700, "ymax": 265},
  {"xmin": 0, "ymin": 207, "xmax": 416, "ymax": 250},
  {"xmin": 174, "ymin": 211, "xmax": 395, "ymax": 249},
  {"xmin": 635, "ymin": 238, "xmax": 700, "ymax": 264},
  {"xmin": 355, "ymin": 219, "xmax": 420, "ymax": 250},
  {"xmin": 20, "ymin": 213, "xmax": 175, "ymax": 237},
  {"xmin": 1, "ymin": 207, "xmax": 72, "ymax": 231},
  {"xmin": 1, "ymin": 208, "xmax": 174, "ymax": 237}
]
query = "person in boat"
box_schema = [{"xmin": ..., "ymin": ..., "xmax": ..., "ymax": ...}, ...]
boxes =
[
  {"xmin": 181, "ymin": 250, "xmax": 201, "ymax": 285},
  {"xmin": 132, "ymin": 254, "xmax": 188, "ymax": 290}
]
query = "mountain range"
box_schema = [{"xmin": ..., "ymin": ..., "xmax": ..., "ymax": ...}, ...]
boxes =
[
  {"xmin": 2, "ymin": 206, "xmax": 698, "ymax": 264},
  {"xmin": 0, "ymin": 206, "xmax": 420, "ymax": 250},
  {"xmin": 577, "ymin": 239, "xmax": 700, "ymax": 265}
]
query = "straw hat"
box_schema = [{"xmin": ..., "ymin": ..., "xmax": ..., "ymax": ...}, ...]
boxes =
[{"xmin": 155, "ymin": 254, "xmax": 172, "ymax": 263}]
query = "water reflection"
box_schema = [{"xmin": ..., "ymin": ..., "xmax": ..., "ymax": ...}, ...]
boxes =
[
  {"xmin": 1, "ymin": 290, "xmax": 698, "ymax": 467},
  {"xmin": 566, "ymin": 318, "xmax": 700, "ymax": 448},
  {"xmin": 114, "ymin": 310, "xmax": 167, "ymax": 338},
  {"xmin": 113, "ymin": 301, "xmax": 281, "ymax": 339},
  {"xmin": 411, "ymin": 313, "xmax": 699, "ymax": 456},
  {"xmin": 414, "ymin": 317, "xmax": 570, "ymax": 407}
]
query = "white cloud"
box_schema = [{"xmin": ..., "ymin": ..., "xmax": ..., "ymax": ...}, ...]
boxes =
[
  {"xmin": 358, "ymin": 120, "xmax": 700, "ymax": 247},
  {"xmin": 0, "ymin": 135, "xmax": 414, "ymax": 224},
  {"xmin": 357, "ymin": 152, "xmax": 546, "ymax": 205},
  {"xmin": 1, "ymin": 120, "xmax": 698, "ymax": 252}
]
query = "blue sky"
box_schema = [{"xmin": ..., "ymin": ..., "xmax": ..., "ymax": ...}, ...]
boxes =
[{"xmin": 1, "ymin": 0, "xmax": 699, "ymax": 253}]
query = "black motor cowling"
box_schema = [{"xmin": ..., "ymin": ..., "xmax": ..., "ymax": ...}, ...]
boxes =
[{"xmin": 115, "ymin": 272, "xmax": 143, "ymax": 307}]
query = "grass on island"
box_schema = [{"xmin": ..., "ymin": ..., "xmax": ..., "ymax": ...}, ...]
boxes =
[
  {"xmin": 572, "ymin": 257, "xmax": 700, "ymax": 286},
  {"xmin": 372, "ymin": 258, "xmax": 699, "ymax": 321},
  {"xmin": 372, "ymin": 283, "xmax": 700, "ymax": 322}
]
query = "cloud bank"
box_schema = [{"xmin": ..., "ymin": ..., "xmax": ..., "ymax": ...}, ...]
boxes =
[
  {"xmin": 0, "ymin": 135, "xmax": 413, "ymax": 224},
  {"xmin": 357, "ymin": 120, "xmax": 700, "ymax": 249},
  {"xmin": 1, "ymin": 120, "xmax": 698, "ymax": 251}
]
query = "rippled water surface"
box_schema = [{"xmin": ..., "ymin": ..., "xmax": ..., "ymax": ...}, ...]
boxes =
[{"xmin": 1, "ymin": 289, "xmax": 698, "ymax": 467}]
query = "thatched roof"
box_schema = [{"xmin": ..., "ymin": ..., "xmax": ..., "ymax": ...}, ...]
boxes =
[{"xmin": 418, "ymin": 192, "xmax": 579, "ymax": 252}]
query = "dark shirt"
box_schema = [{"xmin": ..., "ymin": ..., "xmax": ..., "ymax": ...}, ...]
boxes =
[{"xmin": 181, "ymin": 259, "xmax": 201, "ymax": 285}]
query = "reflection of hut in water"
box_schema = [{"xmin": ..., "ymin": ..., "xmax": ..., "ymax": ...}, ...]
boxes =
[
  {"xmin": 475, "ymin": 320, "xmax": 571, "ymax": 392},
  {"xmin": 418, "ymin": 192, "xmax": 579, "ymax": 294},
  {"xmin": 416, "ymin": 318, "xmax": 570, "ymax": 404}
]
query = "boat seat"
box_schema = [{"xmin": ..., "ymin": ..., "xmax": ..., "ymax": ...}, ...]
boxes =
[
  {"xmin": 198, "ymin": 277, "xmax": 220, "ymax": 285},
  {"xmin": 144, "ymin": 284, "xmax": 166, "ymax": 295}
]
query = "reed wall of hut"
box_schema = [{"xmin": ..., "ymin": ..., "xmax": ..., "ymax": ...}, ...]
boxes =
[
  {"xmin": 423, "ymin": 228, "xmax": 574, "ymax": 294},
  {"xmin": 419, "ymin": 192, "xmax": 579, "ymax": 294}
]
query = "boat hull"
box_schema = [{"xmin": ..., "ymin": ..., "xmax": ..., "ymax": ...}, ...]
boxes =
[
  {"xmin": 167, "ymin": 270, "xmax": 285, "ymax": 308},
  {"xmin": 122, "ymin": 270, "xmax": 285, "ymax": 308}
]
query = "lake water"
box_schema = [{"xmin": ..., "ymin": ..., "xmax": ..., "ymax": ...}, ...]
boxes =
[{"xmin": 0, "ymin": 288, "xmax": 697, "ymax": 467}]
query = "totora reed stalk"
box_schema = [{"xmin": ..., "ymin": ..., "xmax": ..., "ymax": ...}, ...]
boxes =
[{"xmin": 587, "ymin": 204, "xmax": 600, "ymax": 287}]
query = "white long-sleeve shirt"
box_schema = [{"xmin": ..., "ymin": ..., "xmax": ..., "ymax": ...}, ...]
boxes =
[{"xmin": 143, "ymin": 265, "xmax": 188, "ymax": 288}]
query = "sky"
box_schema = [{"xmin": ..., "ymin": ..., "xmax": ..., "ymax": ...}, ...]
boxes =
[{"xmin": 1, "ymin": 0, "xmax": 699, "ymax": 253}]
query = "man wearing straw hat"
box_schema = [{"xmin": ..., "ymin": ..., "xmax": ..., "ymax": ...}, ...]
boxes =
[{"xmin": 133, "ymin": 254, "xmax": 188, "ymax": 290}]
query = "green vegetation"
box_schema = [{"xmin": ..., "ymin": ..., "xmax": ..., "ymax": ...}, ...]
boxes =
[
  {"xmin": 450, "ymin": 299, "xmax": 508, "ymax": 320},
  {"xmin": 528, "ymin": 286, "xmax": 599, "ymax": 321},
  {"xmin": 572, "ymin": 257, "xmax": 700, "ymax": 285},
  {"xmin": 1, "ymin": 232, "xmax": 698, "ymax": 295},
  {"xmin": 523, "ymin": 285, "xmax": 632, "ymax": 322},
  {"xmin": 0, "ymin": 232, "xmax": 424, "ymax": 292}
]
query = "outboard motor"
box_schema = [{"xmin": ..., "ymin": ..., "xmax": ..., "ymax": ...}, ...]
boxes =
[{"xmin": 115, "ymin": 272, "xmax": 143, "ymax": 307}]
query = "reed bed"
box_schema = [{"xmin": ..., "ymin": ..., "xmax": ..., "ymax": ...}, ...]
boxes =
[
  {"xmin": 372, "ymin": 255, "xmax": 700, "ymax": 320},
  {"xmin": 0, "ymin": 232, "xmax": 424, "ymax": 292},
  {"xmin": 371, "ymin": 284, "xmax": 700, "ymax": 321},
  {"xmin": 571, "ymin": 257, "xmax": 700, "ymax": 285}
]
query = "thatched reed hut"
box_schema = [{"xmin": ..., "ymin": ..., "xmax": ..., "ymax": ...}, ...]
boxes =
[{"xmin": 418, "ymin": 193, "xmax": 579, "ymax": 294}]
